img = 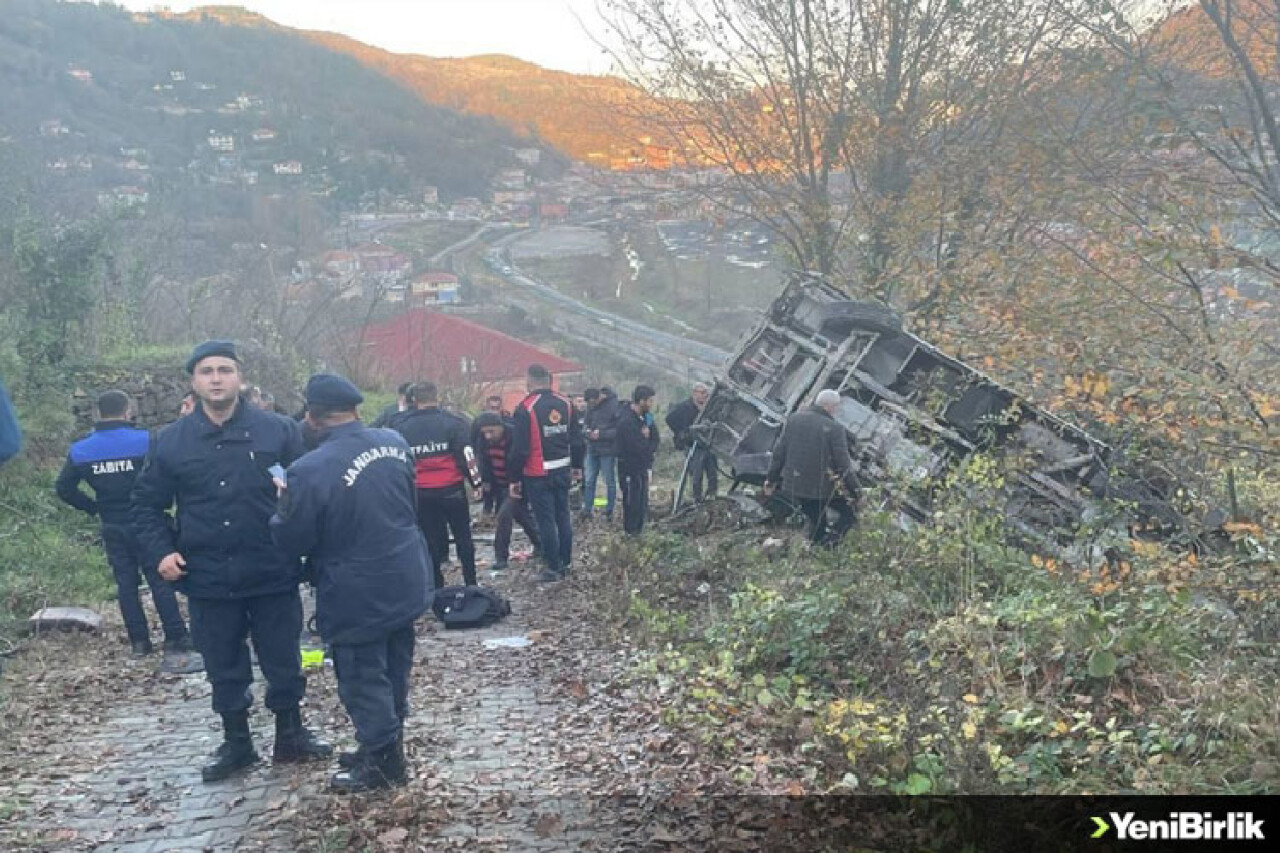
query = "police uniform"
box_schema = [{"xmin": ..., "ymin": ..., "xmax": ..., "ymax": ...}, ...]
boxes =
[
  {"xmin": 131, "ymin": 340, "xmax": 331, "ymax": 782},
  {"xmin": 508, "ymin": 386, "xmax": 583, "ymax": 580},
  {"xmin": 56, "ymin": 419, "xmax": 189, "ymax": 652},
  {"xmin": 393, "ymin": 406, "xmax": 481, "ymax": 587},
  {"xmin": 271, "ymin": 374, "xmax": 431, "ymax": 792}
]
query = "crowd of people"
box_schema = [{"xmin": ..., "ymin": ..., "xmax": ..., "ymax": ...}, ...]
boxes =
[
  {"xmin": 40, "ymin": 341, "xmax": 727, "ymax": 793},
  {"xmin": 38, "ymin": 338, "xmax": 860, "ymax": 794}
]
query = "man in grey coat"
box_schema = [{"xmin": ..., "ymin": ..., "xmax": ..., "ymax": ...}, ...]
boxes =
[{"xmin": 763, "ymin": 389, "xmax": 858, "ymax": 546}]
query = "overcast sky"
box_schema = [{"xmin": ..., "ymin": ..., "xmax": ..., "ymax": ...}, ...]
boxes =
[{"xmin": 114, "ymin": 1, "xmax": 616, "ymax": 74}]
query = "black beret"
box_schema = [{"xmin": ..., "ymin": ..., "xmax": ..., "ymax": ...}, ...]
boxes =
[
  {"xmin": 304, "ymin": 374, "xmax": 364, "ymax": 409},
  {"xmin": 185, "ymin": 340, "xmax": 239, "ymax": 374}
]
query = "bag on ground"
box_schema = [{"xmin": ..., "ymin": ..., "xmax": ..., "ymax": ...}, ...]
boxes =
[{"xmin": 431, "ymin": 585, "xmax": 511, "ymax": 630}]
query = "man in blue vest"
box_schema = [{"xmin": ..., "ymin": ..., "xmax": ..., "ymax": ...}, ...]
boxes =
[
  {"xmin": 131, "ymin": 341, "xmax": 332, "ymax": 782},
  {"xmin": 57, "ymin": 390, "xmax": 193, "ymax": 659},
  {"xmin": 271, "ymin": 374, "xmax": 432, "ymax": 792}
]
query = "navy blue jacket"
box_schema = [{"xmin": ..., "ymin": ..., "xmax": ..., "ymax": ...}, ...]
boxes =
[
  {"xmin": 270, "ymin": 421, "xmax": 432, "ymax": 645},
  {"xmin": 56, "ymin": 421, "xmax": 150, "ymax": 526},
  {"xmin": 131, "ymin": 400, "xmax": 305, "ymax": 599},
  {"xmin": 0, "ymin": 378, "xmax": 20, "ymax": 465},
  {"xmin": 617, "ymin": 406, "xmax": 660, "ymax": 475}
]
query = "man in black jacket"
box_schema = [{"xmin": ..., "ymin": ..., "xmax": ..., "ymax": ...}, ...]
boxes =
[
  {"xmin": 509, "ymin": 364, "xmax": 582, "ymax": 581},
  {"xmin": 370, "ymin": 382, "xmax": 414, "ymax": 429},
  {"xmin": 271, "ymin": 374, "xmax": 432, "ymax": 792},
  {"xmin": 471, "ymin": 394, "xmax": 506, "ymax": 515},
  {"xmin": 57, "ymin": 390, "xmax": 192, "ymax": 658},
  {"xmin": 665, "ymin": 382, "xmax": 717, "ymax": 504},
  {"xmin": 393, "ymin": 382, "xmax": 481, "ymax": 587},
  {"xmin": 131, "ymin": 341, "xmax": 332, "ymax": 782},
  {"xmin": 763, "ymin": 388, "xmax": 859, "ymax": 546},
  {"xmin": 616, "ymin": 385, "xmax": 660, "ymax": 535},
  {"xmin": 582, "ymin": 386, "xmax": 622, "ymax": 521},
  {"xmin": 474, "ymin": 412, "xmax": 542, "ymax": 571}
]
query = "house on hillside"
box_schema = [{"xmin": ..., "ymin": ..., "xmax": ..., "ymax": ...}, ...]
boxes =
[
  {"xmin": 319, "ymin": 250, "xmax": 359, "ymax": 277},
  {"xmin": 408, "ymin": 272, "xmax": 460, "ymax": 307},
  {"xmin": 353, "ymin": 310, "xmax": 583, "ymax": 409}
]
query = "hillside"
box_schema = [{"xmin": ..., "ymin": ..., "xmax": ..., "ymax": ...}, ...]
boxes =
[
  {"xmin": 0, "ymin": 0, "xmax": 542, "ymax": 216},
  {"xmin": 303, "ymin": 33, "xmax": 664, "ymax": 164},
  {"xmin": 172, "ymin": 5, "xmax": 668, "ymax": 165}
]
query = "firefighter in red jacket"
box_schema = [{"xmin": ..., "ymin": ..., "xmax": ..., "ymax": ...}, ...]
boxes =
[
  {"xmin": 393, "ymin": 382, "xmax": 482, "ymax": 587},
  {"xmin": 508, "ymin": 364, "xmax": 583, "ymax": 582}
]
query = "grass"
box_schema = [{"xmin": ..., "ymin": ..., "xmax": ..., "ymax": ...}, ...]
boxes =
[
  {"xmin": 0, "ymin": 459, "xmax": 114, "ymax": 649},
  {"xmin": 584, "ymin": 463, "xmax": 1280, "ymax": 794}
]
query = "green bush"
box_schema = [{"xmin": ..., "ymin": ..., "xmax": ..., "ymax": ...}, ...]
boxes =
[
  {"xmin": 590, "ymin": 469, "xmax": 1279, "ymax": 794},
  {"xmin": 0, "ymin": 459, "xmax": 113, "ymax": 645}
]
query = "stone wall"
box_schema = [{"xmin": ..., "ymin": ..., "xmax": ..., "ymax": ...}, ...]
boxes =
[{"xmin": 70, "ymin": 346, "xmax": 302, "ymax": 433}]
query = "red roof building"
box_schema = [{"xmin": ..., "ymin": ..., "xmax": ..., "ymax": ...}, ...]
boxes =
[{"xmin": 353, "ymin": 310, "xmax": 583, "ymax": 407}]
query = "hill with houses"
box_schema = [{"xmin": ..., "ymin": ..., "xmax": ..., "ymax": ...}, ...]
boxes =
[{"xmin": 0, "ymin": 0, "xmax": 555, "ymax": 221}]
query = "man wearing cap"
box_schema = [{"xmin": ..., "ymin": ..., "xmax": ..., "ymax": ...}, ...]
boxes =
[
  {"xmin": 271, "ymin": 374, "xmax": 432, "ymax": 792},
  {"xmin": 131, "ymin": 341, "xmax": 332, "ymax": 782}
]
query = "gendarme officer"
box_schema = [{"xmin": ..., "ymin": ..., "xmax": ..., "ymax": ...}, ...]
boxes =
[
  {"xmin": 271, "ymin": 374, "xmax": 432, "ymax": 792},
  {"xmin": 131, "ymin": 341, "xmax": 332, "ymax": 782}
]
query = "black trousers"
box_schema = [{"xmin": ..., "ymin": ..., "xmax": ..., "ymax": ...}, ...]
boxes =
[
  {"xmin": 101, "ymin": 523, "xmax": 187, "ymax": 644},
  {"xmin": 797, "ymin": 496, "xmax": 855, "ymax": 546},
  {"xmin": 620, "ymin": 469, "xmax": 650, "ymax": 535},
  {"xmin": 188, "ymin": 589, "xmax": 306, "ymax": 714},
  {"xmin": 493, "ymin": 489, "xmax": 541, "ymax": 562},
  {"xmin": 417, "ymin": 488, "xmax": 476, "ymax": 587},
  {"xmin": 689, "ymin": 444, "xmax": 719, "ymax": 501},
  {"xmin": 332, "ymin": 623, "xmax": 416, "ymax": 751}
]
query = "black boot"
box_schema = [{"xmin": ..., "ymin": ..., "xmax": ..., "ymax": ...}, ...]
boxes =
[
  {"xmin": 272, "ymin": 707, "xmax": 333, "ymax": 763},
  {"xmin": 330, "ymin": 739, "xmax": 407, "ymax": 793},
  {"xmin": 202, "ymin": 712, "xmax": 258, "ymax": 783},
  {"xmin": 336, "ymin": 745, "xmax": 365, "ymax": 771},
  {"xmin": 338, "ymin": 727, "xmax": 402, "ymax": 770}
]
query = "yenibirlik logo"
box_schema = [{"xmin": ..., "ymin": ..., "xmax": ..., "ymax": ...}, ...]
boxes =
[{"xmin": 1091, "ymin": 812, "xmax": 1265, "ymax": 842}]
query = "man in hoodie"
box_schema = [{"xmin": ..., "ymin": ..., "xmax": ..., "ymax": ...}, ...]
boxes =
[{"xmin": 616, "ymin": 385, "xmax": 660, "ymax": 535}]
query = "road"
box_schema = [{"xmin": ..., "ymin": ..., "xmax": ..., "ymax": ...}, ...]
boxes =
[{"xmin": 445, "ymin": 226, "xmax": 734, "ymax": 382}]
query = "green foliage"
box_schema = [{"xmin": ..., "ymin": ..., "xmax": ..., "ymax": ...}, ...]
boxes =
[
  {"xmin": 592, "ymin": 467, "xmax": 1279, "ymax": 794},
  {"xmin": 0, "ymin": 459, "xmax": 114, "ymax": 645}
]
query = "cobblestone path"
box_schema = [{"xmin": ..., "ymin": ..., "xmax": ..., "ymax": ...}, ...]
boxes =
[{"xmin": 0, "ymin": 532, "xmax": 647, "ymax": 852}]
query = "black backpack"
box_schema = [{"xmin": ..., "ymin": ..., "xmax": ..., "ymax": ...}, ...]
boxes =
[{"xmin": 431, "ymin": 586, "xmax": 511, "ymax": 630}]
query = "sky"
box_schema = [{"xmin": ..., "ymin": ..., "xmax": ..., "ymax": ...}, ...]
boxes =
[{"xmin": 114, "ymin": 1, "xmax": 616, "ymax": 75}]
